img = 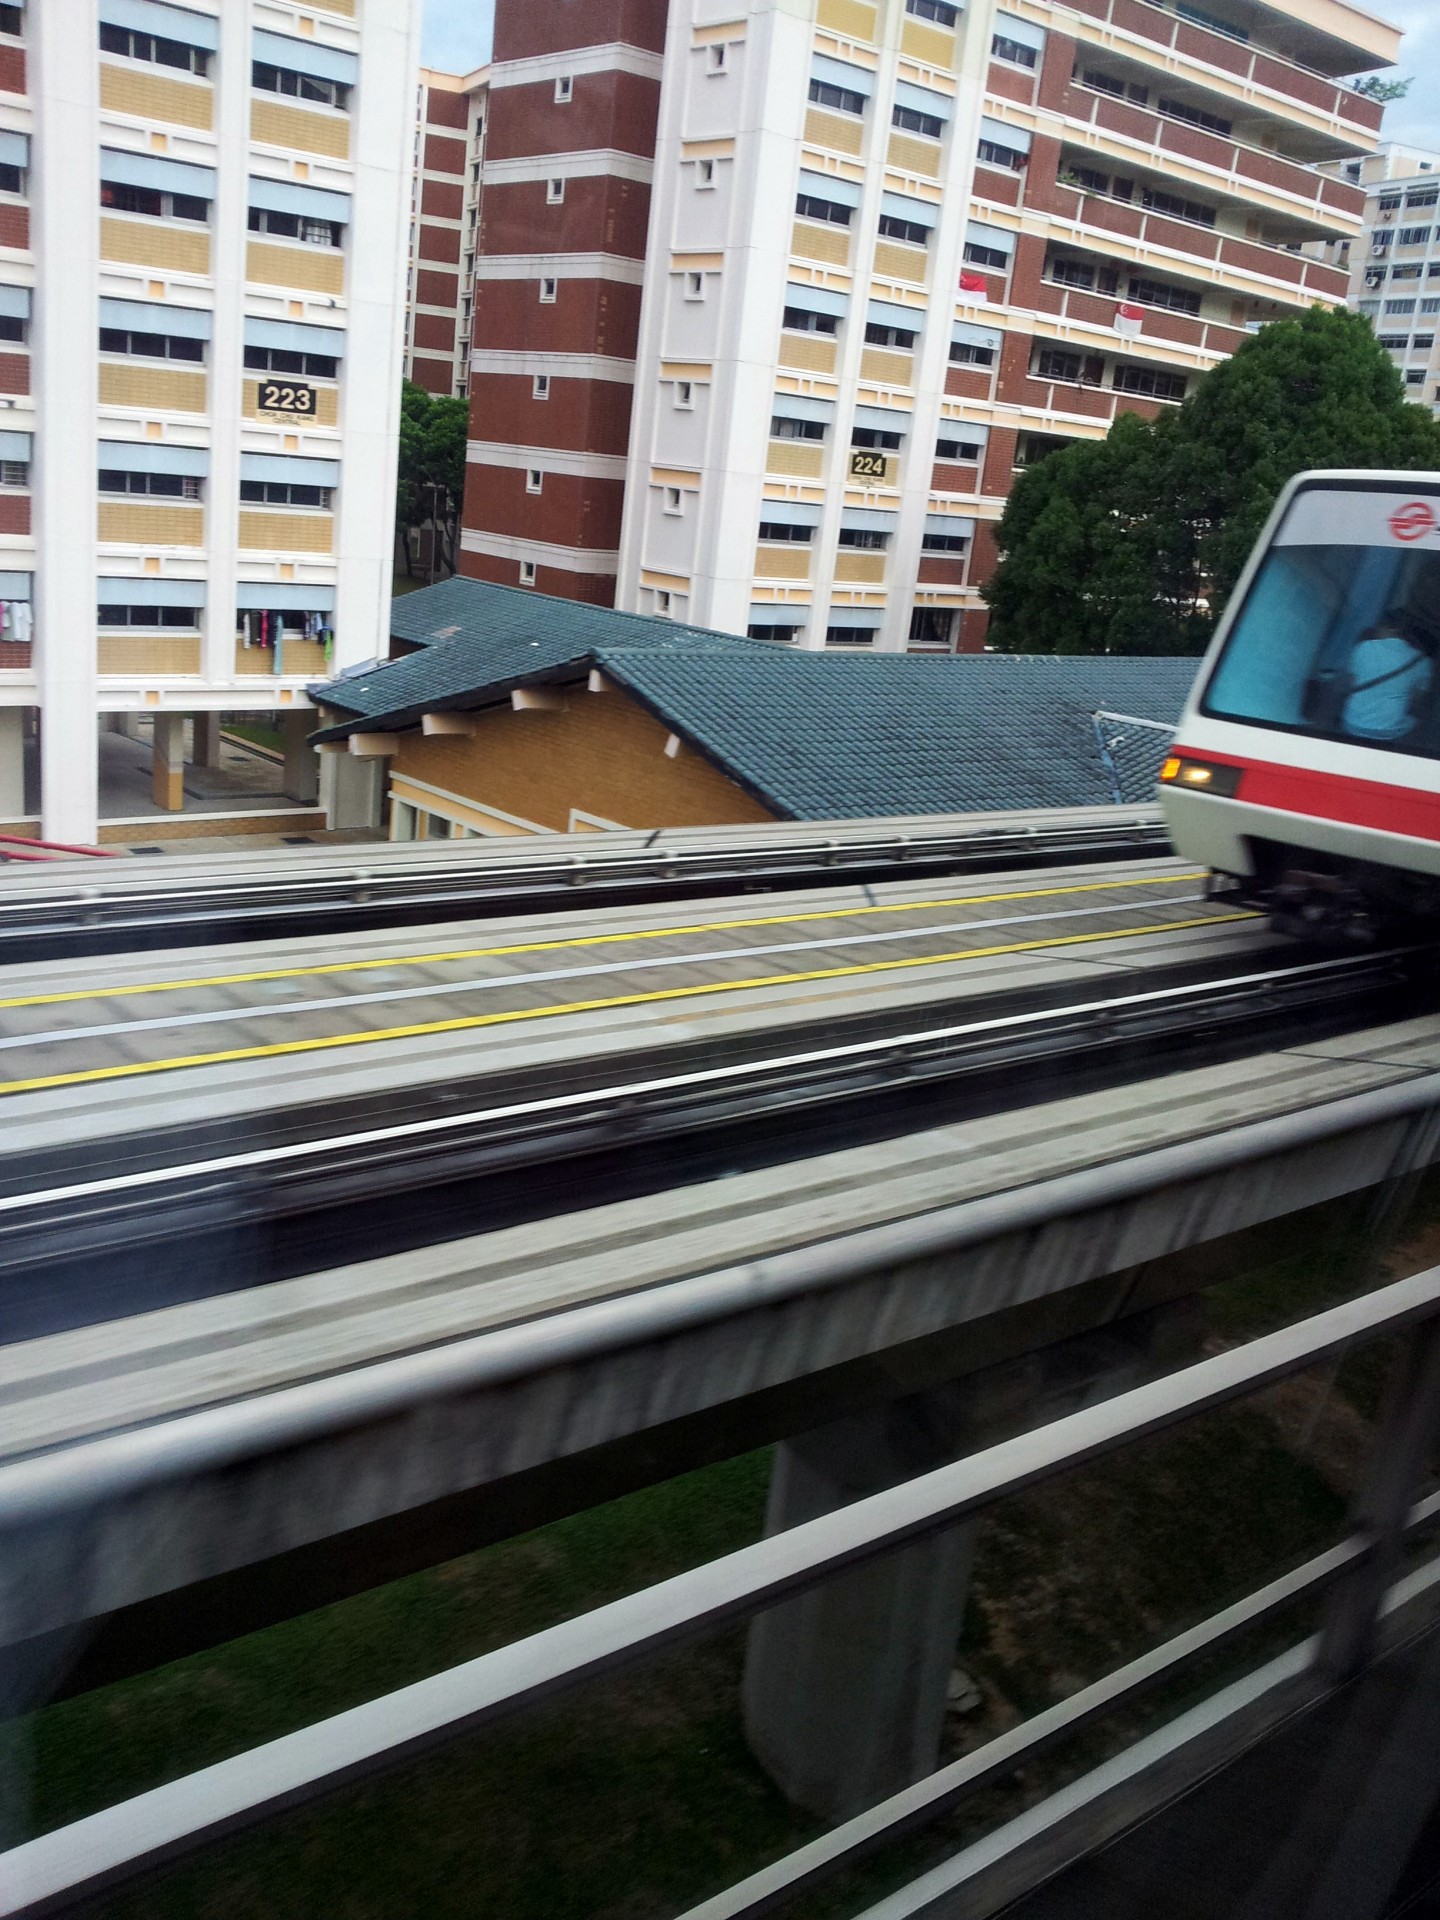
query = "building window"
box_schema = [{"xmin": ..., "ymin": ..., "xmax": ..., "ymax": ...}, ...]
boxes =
[
  {"xmin": 782, "ymin": 305, "xmax": 838, "ymax": 335},
  {"xmin": 909, "ymin": 609, "xmax": 957, "ymax": 648},
  {"xmin": 825, "ymin": 626, "xmax": 875, "ymax": 647},
  {"xmin": 244, "ymin": 345, "xmax": 338, "ymax": 379},
  {"xmin": 1082, "ymin": 68, "xmax": 1149, "ymax": 106},
  {"xmin": 663, "ymin": 486, "xmax": 684, "ymax": 515},
  {"xmin": 962, "ymin": 239, "xmax": 1009, "ymax": 271},
  {"xmin": 99, "ymin": 21, "xmax": 208, "ymax": 76},
  {"xmin": 1036, "ymin": 347, "xmax": 1104, "ymax": 386},
  {"xmin": 907, "ymin": 0, "xmax": 958, "ymax": 24},
  {"xmin": 1390, "ymin": 265, "xmax": 1423, "ymax": 282},
  {"xmin": 758, "ymin": 520, "xmax": 813, "ymax": 542},
  {"xmin": 1158, "ymin": 96, "xmax": 1232, "ymax": 137},
  {"xmin": 674, "ymin": 380, "xmax": 694, "ymax": 408},
  {"xmin": 240, "ymin": 480, "xmax": 332, "ymax": 508},
  {"xmin": 1175, "ymin": 1, "xmax": 1248, "ymax": 41},
  {"xmin": 247, "ymin": 207, "xmax": 342, "ymax": 247},
  {"xmin": 747, "ymin": 623, "xmax": 800, "ymax": 642},
  {"xmin": 1385, "ymin": 298, "xmax": 1417, "ymax": 316},
  {"xmin": 0, "ymin": 458, "xmax": 24, "ymax": 487},
  {"xmin": 707, "ymin": 43, "xmax": 727, "ymax": 72},
  {"xmin": 1406, "ymin": 370, "xmax": 1425, "ymax": 386},
  {"xmin": 519, "ymin": 559, "xmax": 537, "ymax": 585},
  {"xmin": 1141, "ymin": 185, "xmax": 1217, "ymax": 227},
  {"xmin": 97, "ymin": 603, "xmax": 201, "ymax": 628},
  {"xmin": 1112, "ymin": 363, "xmax": 1187, "ymax": 400},
  {"xmin": 252, "ymin": 61, "xmax": 349, "ymax": 111},
  {"xmin": 1398, "ymin": 227, "xmax": 1433, "ymax": 247},
  {"xmin": 921, "ymin": 529, "xmax": 968, "ymax": 552},
  {"xmin": 935, "ymin": 436, "xmax": 982, "ymax": 460},
  {"xmin": 864, "ymin": 321, "xmax": 918, "ymax": 349},
  {"xmin": 547, "ymin": 177, "xmax": 565, "ymax": 204},
  {"xmin": 533, "ymin": 374, "xmax": 551, "ymax": 399},
  {"xmin": 949, "ymin": 340, "xmax": 995, "ymax": 366},
  {"xmin": 797, "ymin": 191, "xmax": 853, "ymax": 227},
  {"xmin": 808, "ymin": 77, "xmax": 866, "ymax": 116},
  {"xmin": 101, "ymin": 180, "xmax": 208, "ymax": 222},
  {"xmin": 1129, "ymin": 274, "xmax": 1202, "ymax": 315},
  {"xmin": 837, "ymin": 527, "xmax": 888, "ymax": 549},
  {"xmin": 877, "ymin": 213, "xmax": 931, "ymax": 244},
  {"xmin": 892, "ymin": 104, "xmax": 943, "ymax": 139},
  {"xmin": 526, "ymin": 468, "xmax": 543, "ymax": 493},
  {"xmin": 771, "ymin": 414, "xmax": 825, "ymax": 441},
  {"xmin": 1415, "ymin": 333, "xmax": 1436, "ymax": 349},
  {"xmin": 0, "ymin": 6, "xmax": 20, "ymax": 36},
  {"xmin": 685, "ymin": 271, "xmax": 705, "ymax": 300},
  {"xmin": 98, "ymin": 468, "xmax": 202, "ymax": 499},
  {"xmin": 554, "ymin": 75, "xmax": 573, "ymax": 103},
  {"xmin": 539, "ymin": 276, "xmax": 558, "ymax": 302},
  {"xmin": 1406, "ymin": 188, "xmax": 1440, "ymax": 210},
  {"xmin": 655, "ymin": 590, "xmax": 672, "ymax": 614},
  {"xmin": 852, "ymin": 426, "xmax": 902, "ymax": 450},
  {"xmin": 98, "ymin": 325, "xmax": 203, "ymax": 363},
  {"xmin": 696, "ymin": 158, "xmax": 716, "ymax": 188},
  {"xmin": 1046, "ymin": 256, "xmax": 1118, "ymax": 295},
  {"xmin": 991, "ymin": 32, "xmax": 1037, "ymax": 68}
]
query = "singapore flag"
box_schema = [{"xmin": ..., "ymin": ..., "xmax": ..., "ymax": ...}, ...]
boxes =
[{"xmin": 1115, "ymin": 303, "xmax": 1145, "ymax": 339}]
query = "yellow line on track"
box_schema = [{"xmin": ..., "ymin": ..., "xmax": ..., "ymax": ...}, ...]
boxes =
[
  {"xmin": 0, "ymin": 870, "xmax": 1207, "ymax": 1013},
  {"xmin": 0, "ymin": 909, "xmax": 1251, "ymax": 1098}
]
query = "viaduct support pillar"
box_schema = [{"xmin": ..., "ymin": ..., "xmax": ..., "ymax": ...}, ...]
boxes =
[
  {"xmin": 150, "ymin": 713, "xmax": 185, "ymax": 812},
  {"xmin": 191, "ymin": 712, "xmax": 222, "ymax": 769},
  {"xmin": 281, "ymin": 711, "xmax": 319, "ymax": 804},
  {"xmin": 744, "ymin": 1298, "xmax": 1205, "ymax": 1822}
]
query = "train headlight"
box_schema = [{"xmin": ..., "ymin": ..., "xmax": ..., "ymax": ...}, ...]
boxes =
[{"xmin": 1158, "ymin": 757, "xmax": 1243, "ymax": 798}]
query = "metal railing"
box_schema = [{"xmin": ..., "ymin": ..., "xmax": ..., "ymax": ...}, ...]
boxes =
[{"xmin": 7, "ymin": 1259, "xmax": 1440, "ymax": 1918}]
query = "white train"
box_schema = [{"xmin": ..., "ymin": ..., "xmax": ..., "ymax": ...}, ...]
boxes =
[{"xmin": 1158, "ymin": 469, "xmax": 1440, "ymax": 939}]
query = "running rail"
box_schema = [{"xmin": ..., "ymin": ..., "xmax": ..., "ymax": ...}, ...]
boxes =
[{"xmin": 6, "ymin": 1263, "xmax": 1440, "ymax": 1916}]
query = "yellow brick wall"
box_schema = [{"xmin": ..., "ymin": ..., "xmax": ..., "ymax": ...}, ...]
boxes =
[
  {"xmin": 766, "ymin": 438, "xmax": 825, "ymax": 478},
  {"xmin": 887, "ymin": 132, "xmax": 941, "ymax": 176},
  {"xmin": 317, "ymin": 0, "xmax": 355, "ymax": 12},
  {"xmin": 250, "ymin": 97, "xmax": 350, "ymax": 159},
  {"xmin": 97, "ymin": 634, "xmax": 202, "ymax": 674},
  {"xmin": 901, "ymin": 18, "xmax": 955, "ymax": 64},
  {"xmin": 100, "ymin": 62, "xmax": 213, "ymax": 130},
  {"xmin": 247, "ymin": 239, "xmax": 345, "ymax": 295},
  {"xmin": 792, "ymin": 219, "xmax": 850, "ymax": 267},
  {"xmin": 804, "ymin": 108, "xmax": 863, "ymax": 156},
  {"xmin": 98, "ymin": 501, "xmax": 205, "ymax": 546},
  {"xmin": 100, "ymin": 216, "xmax": 210, "ymax": 276},
  {"xmin": 238, "ymin": 510, "xmax": 334, "ymax": 553},
  {"xmin": 817, "ymin": 0, "xmax": 876, "ymax": 38},
  {"xmin": 98, "ymin": 362, "xmax": 207, "ymax": 413},
  {"xmin": 777, "ymin": 334, "xmax": 837, "ymax": 375},
  {"xmin": 754, "ymin": 544, "xmax": 811, "ymax": 578},
  {"xmin": 235, "ymin": 638, "xmax": 329, "ymax": 676},
  {"xmin": 834, "ymin": 551, "xmax": 887, "ymax": 583},
  {"xmin": 873, "ymin": 239, "xmax": 927, "ymax": 282},
  {"xmin": 387, "ymin": 685, "xmax": 777, "ymax": 834},
  {"xmin": 243, "ymin": 377, "xmax": 340, "ymax": 427},
  {"xmin": 859, "ymin": 347, "xmax": 913, "ymax": 385}
]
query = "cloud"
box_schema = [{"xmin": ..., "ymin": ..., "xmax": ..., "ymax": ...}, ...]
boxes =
[
  {"xmin": 422, "ymin": 0, "xmax": 493, "ymax": 72},
  {"xmin": 1364, "ymin": 0, "xmax": 1440, "ymax": 153}
]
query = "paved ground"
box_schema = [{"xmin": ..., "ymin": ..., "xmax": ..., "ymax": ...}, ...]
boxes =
[{"xmin": 98, "ymin": 724, "xmax": 297, "ymax": 821}]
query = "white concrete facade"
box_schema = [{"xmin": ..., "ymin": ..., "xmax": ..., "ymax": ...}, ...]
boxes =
[
  {"xmin": 1327, "ymin": 145, "xmax": 1440, "ymax": 419},
  {"xmin": 9, "ymin": 0, "xmax": 419, "ymax": 841}
]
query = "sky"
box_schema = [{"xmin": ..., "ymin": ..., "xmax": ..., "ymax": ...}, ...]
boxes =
[{"xmin": 418, "ymin": 0, "xmax": 1437, "ymax": 145}]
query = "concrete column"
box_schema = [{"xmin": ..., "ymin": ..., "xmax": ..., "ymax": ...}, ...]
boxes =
[
  {"xmin": 192, "ymin": 712, "xmax": 222, "ymax": 768},
  {"xmin": 320, "ymin": 750, "xmax": 383, "ymax": 830},
  {"xmin": 280, "ymin": 711, "xmax": 319, "ymax": 804},
  {"xmin": 744, "ymin": 1300, "xmax": 1207, "ymax": 1821},
  {"xmin": 151, "ymin": 713, "xmax": 185, "ymax": 812},
  {"xmin": 0, "ymin": 708, "xmax": 23, "ymax": 821}
]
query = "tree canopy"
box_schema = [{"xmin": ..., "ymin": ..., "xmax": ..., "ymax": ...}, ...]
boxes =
[
  {"xmin": 397, "ymin": 379, "xmax": 468, "ymax": 575},
  {"xmin": 982, "ymin": 306, "xmax": 1440, "ymax": 656}
]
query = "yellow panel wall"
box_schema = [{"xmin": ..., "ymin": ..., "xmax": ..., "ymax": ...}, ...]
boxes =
[
  {"xmin": 804, "ymin": 108, "xmax": 863, "ymax": 156},
  {"xmin": 235, "ymin": 638, "xmax": 330, "ymax": 676},
  {"xmin": 859, "ymin": 347, "xmax": 913, "ymax": 385},
  {"xmin": 766, "ymin": 439, "xmax": 825, "ymax": 478},
  {"xmin": 238, "ymin": 510, "xmax": 334, "ymax": 552},
  {"xmin": 97, "ymin": 501, "xmax": 205, "ymax": 546},
  {"xmin": 900, "ymin": 19, "xmax": 955, "ymax": 64},
  {"xmin": 246, "ymin": 240, "xmax": 345, "ymax": 295},
  {"xmin": 242, "ymin": 378, "xmax": 340, "ymax": 427},
  {"xmin": 887, "ymin": 132, "xmax": 941, "ymax": 176},
  {"xmin": 834, "ymin": 551, "xmax": 887, "ymax": 583},
  {"xmin": 98, "ymin": 362, "xmax": 207, "ymax": 413},
  {"xmin": 101, "ymin": 216, "xmax": 211, "ymax": 276},
  {"xmin": 99, "ymin": 62, "xmax": 213, "ymax": 129},
  {"xmin": 792, "ymin": 219, "xmax": 850, "ymax": 267},
  {"xmin": 873, "ymin": 239, "xmax": 927, "ymax": 282},
  {"xmin": 777, "ymin": 334, "xmax": 837, "ymax": 375},
  {"xmin": 384, "ymin": 685, "xmax": 776, "ymax": 834},
  {"xmin": 816, "ymin": 0, "xmax": 876, "ymax": 38},
  {"xmin": 754, "ymin": 544, "xmax": 812, "ymax": 578},
  {"xmin": 97, "ymin": 634, "xmax": 202, "ymax": 674},
  {"xmin": 250, "ymin": 98, "xmax": 350, "ymax": 159}
]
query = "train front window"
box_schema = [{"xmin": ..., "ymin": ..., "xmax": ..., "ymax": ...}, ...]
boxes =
[{"xmin": 1203, "ymin": 533, "xmax": 1440, "ymax": 757}]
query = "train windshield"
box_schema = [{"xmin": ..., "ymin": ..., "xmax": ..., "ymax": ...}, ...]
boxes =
[{"xmin": 1202, "ymin": 486, "xmax": 1440, "ymax": 759}]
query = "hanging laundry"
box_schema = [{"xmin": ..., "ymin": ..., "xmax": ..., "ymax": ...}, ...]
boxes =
[{"xmin": 12, "ymin": 602, "xmax": 31, "ymax": 645}]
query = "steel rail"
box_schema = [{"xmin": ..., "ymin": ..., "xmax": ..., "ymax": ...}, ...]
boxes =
[
  {"xmin": 0, "ymin": 948, "xmax": 1401, "ymax": 1274},
  {"xmin": 3, "ymin": 1053, "xmax": 1439, "ymax": 1528},
  {"xmin": 5, "ymin": 1268, "xmax": 1439, "ymax": 1917}
]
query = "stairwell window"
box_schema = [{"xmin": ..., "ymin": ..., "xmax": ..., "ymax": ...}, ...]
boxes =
[
  {"xmin": 539, "ymin": 277, "xmax": 558, "ymax": 303},
  {"xmin": 707, "ymin": 44, "xmax": 727, "ymax": 73},
  {"xmin": 519, "ymin": 560, "xmax": 537, "ymax": 586},
  {"xmin": 674, "ymin": 380, "xmax": 694, "ymax": 408},
  {"xmin": 533, "ymin": 374, "xmax": 551, "ymax": 399},
  {"xmin": 685, "ymin": 272, "xmax": 706, "ymax": 300},
  {"xmin": 547, "ymin": 178, "xmax": 565, "ymax": 204},
  {"xmin": 697, "ymin": 159, "xmax": 716, "ymax": 188},
  {"xmin": 554, "ymin": 75, "xmax": 573, "ymax": 103},
  {"xmin": 664, "ymin": 487, "xmax": 684, "ymax": 515},
  {"xmin": 526, "ymin": 469, "xmax": 543, "ymax": 494}
]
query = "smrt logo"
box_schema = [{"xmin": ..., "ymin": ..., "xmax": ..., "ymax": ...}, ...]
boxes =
[{"xmin": 1390, "ymin": 500, "xmax": 1438, "ymax": 544}]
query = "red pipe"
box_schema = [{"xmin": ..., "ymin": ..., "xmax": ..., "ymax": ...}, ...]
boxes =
[{"xmin": 0, "ymin": 834, "xmax": 120, "ymax": 858}]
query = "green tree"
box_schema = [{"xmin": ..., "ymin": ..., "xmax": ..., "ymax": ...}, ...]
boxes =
[
  {"xmin": 1353, "ymin": 75, "xmax": 1412, "ymax": 103},
  {"xmin": 396, "ymin": 379, "xmax": 468, "ymax": 578},
  {"xmin": 983, "ymin": 306, "xmax": 1440, "ymax": 655}
]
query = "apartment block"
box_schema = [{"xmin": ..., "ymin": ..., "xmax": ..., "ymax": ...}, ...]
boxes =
[
  {"xmin": 6, "ymin": 0, "xmax": 418, "ymax": 844},
  {"xmin": 463, "ymin": 0, "xmax": 1397, "ymax": 652},
  {"xmin": 1327, "ymin": 142, "xmax": 1440, "ymax": 419},
  {"xmin": 405, "ymin": 63, "xmax": 488, "ymax": 398}
]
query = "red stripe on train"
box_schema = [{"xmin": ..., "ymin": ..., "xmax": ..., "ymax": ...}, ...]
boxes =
[{"xmin": 1172, "ymin": 747, "xmax": 1440, "ymax": 844}]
